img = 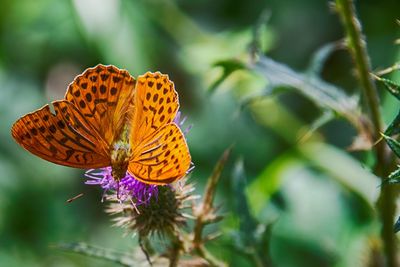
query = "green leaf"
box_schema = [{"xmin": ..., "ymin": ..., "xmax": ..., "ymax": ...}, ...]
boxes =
[
  {"xmin": 394, "ymin": 216, "xmax": 400, "ymax": 233},
  {"xmin": 252, "ymin": 56, "xmax": 361, "ymax": 129},
  {"xmin": 374, "ymin": 74, "xmax": 400, "ymax": 101},
  {"xmin": 249, "ymin": 9, "xmax": 271, "ymax": 57},
  {"xmin": 246, "ymin": 153, "xmax": 296, "ymax": 219},
  {"xmin": 383, "ymin": 167, "xmax": 400, "ymax": 185},
  {"xmin": 298, "ymin": 110, "xmax": 335, "ymax": 143},
  {"xmin": 385, "ymin": 110, "xmax": 400, "ymax": 136},
  {"xmin": 209, "ymin": 59, "xmax": 246, "ymax": 94},
  {"xmin": 54, "ymin": 242, "xmax": 135, "ymax": 266},
  {"xmin": 231, "ymin": 158, "xmax": 258, "ymax": 245},
  {"xmin": 382, "ymin": 134, "xmax": 400, "ymax": 159},
  {"xmin": 231, "ymin": 158, "xmax": 273, "ymax": 266},
  {"xmin": 307, "ymin": 42, "xmax": 340, "ymax": 76},
  {"xmin": 300, "ymin": 142, "xmax": 377, "ymax": 207}
]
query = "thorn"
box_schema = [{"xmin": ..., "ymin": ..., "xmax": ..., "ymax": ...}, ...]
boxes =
[
  {"xmin": 204, "ymin": 232, "xmax": 222, "ymax": 242},
  {"xmin": 373, "ymin": 133, "xmax": 385, "ymax": 147},
  {"xmin": 139, "ymin": 237, "xmax": 153, "ymax": 266}
]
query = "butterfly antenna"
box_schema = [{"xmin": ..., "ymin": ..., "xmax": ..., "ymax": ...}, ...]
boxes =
[
  {"xmin": 129, "ymin": 196, "xmax": 140, "ymax": 214},
  {"xmin": 66, "ymin": 193, "xmax": 84, "ymax": 203}
]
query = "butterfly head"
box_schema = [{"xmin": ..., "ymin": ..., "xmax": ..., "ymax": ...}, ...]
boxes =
[{"xmin": 111, "ymin": 142, "xmax": 131, "ymax": 181}]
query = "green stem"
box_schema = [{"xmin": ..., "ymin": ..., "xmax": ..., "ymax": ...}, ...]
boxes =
[
  {"xmin": 335, "ymin": 0, "xmax": 382, "ymax": 136},
  {"xmin": 167, "ymin": 231, "xmax": 183, "ymax": 267},
  {"xmin": 335, "ymin": 0, "xmax": 397, "ymax": 266},
  {"xmin": 195, "ymin": 244, "xmax": 227, "ymax": 267}
]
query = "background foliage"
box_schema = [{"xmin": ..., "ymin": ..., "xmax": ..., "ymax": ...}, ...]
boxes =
[{"xmin": 0, "ymin": 0, "xmax": 399, "ymax": 266}]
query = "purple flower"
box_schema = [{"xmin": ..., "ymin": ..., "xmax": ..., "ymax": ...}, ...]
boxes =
[
  {"xmin": 174, "ymin": 111, "xmax": 192, "ymax": 135},
  {"xmin": 85, "ymin": 167, "xmax": 158, "ymax": 205}
]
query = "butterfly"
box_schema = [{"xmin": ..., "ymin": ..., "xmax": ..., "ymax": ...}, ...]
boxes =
[{"xmin": 11, "ymin": 65, "xmax": 191, "ymax": 185}]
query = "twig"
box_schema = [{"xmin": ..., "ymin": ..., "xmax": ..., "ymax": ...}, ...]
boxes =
[{"xmin": 335, "ymin": 0, "xmax": 397, "ymax": 266}]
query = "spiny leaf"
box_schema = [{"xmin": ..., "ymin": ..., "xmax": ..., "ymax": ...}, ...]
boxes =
[
  {"xmin": 252, "ymin": 56, "xmax": 361, "ymax": 128},
  {"xmin": 373, "ymin": 74, "xmax": 400, "ymax": 101},
  {"xmin": 54, "ymin": 242, "xmax": 135, "ymax": 266},
  {"xmin": 394, "ymin": 216, "xmax": 400, "ymax": 233},
  {"xmin": 382, "ymin": 134, "xmax": 400, "ymax": 159},
  {"xmin": 385, "ymin": 110, "xmax": 400, "ymax": 136},
  {"xmin": 230, "ymin": 158, "xmax": 273, "ymax": 266},
  {"xmin": 231, "ymin": 158, "xmax": 258, "ymax": 246},
  {"xmin": 382, "ymin": 167, "xmax": 400, "ymax": 185}
]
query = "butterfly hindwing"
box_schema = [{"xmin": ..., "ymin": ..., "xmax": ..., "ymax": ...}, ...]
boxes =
[{"xmin": 128, "ymin": 123, "xmax": 191, "ymax": 184}]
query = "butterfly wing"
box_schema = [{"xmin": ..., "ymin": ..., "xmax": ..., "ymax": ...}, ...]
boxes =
[
  {"xmin": 65, "ymin": 64, "xmax": 136, "ymax": 146},
  {"xmin": 12, "ymin": 64, "xmax": 136, "ymax": 168},
  {"xmin": 128, "ymin": 72, "xmax": 191, "ymax": 184},
  {"xmin": 129, "ymin": 123, "xmax": 191, "ymax": 184},
  {"xmin": 11, "ymin": 100, "xmax": 110, "ymax": 168}
]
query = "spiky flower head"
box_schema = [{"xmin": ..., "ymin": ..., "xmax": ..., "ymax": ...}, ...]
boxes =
[{"xmin": 106, "ymin": 180, "xmax": 195, "ymax": 238}]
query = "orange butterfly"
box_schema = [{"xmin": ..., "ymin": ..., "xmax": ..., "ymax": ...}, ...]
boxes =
[{"xmin": 11, "ymin": 65, "xmax": 191, "ymax": 185}]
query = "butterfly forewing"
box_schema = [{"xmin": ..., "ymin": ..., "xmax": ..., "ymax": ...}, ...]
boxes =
[
  {"xmin": 11, "ymin": 100, "xmax": 110, "ymax": 168},
  {"xmin": 130, "ymin": 72, "xmax": 179, "ymax": 147},
  {"xmin": 65, "ymin": 65, "xmax": 136, "ymax": 145},
  {"xmin": 128, "ymin": 124, "xmax": 191, "ymax": 184}
]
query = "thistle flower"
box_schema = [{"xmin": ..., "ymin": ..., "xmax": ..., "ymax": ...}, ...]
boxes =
[{"xmin": 106, "ymin": 181, "xmax": 196, "ymax": 238}]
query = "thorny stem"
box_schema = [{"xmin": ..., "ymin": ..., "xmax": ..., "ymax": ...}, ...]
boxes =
[
  {"xmin": 193, "ymin": 147, "xmax": 232, "ymax": 267},
  {"xmin": 168, "ymin": 233, "xmax": 183, "ymax": 267},
  {"xmin": 195, "ymin": 244, "xmax": 226, "ymax": 267},
  {"xmin": 139, "ymin": 237, "xmax": 153, "ymax": 266},
  {"xmin": 193, "ymin": 148, "xmax": 232, "ymax": 246},
  {"xmin": 335, "ymin": 0, "xmax": 397, "ymax": 266}
]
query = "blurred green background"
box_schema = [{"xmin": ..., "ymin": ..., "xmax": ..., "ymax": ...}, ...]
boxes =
[{"xmin": 1, "ymin": 0, "xmax": 399, "ymax": 266}]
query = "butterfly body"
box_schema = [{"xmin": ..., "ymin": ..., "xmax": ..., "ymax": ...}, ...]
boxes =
[
  {"xmin": 110, "ymin": 126, "xmax": 132, "ymax": 181},
  {"xmin": 11, "ymin": 65, "xmax": 191, "ymax": 185}
]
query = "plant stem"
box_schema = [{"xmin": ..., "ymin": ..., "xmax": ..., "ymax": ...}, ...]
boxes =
[
  {"xmin": 195, "ymin": 244, "xmax": 227, "ymax": 267},
  {"xmin": 335, "ymin": 0, "xmax": 382, "ymax": 136},
  {"xmin": 168, "ymin": 234, "xmax": 182, "ymax": 267},
  {"xmin": 335, "ymin": 0, "xmax": 397, "ymax": 266}
]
